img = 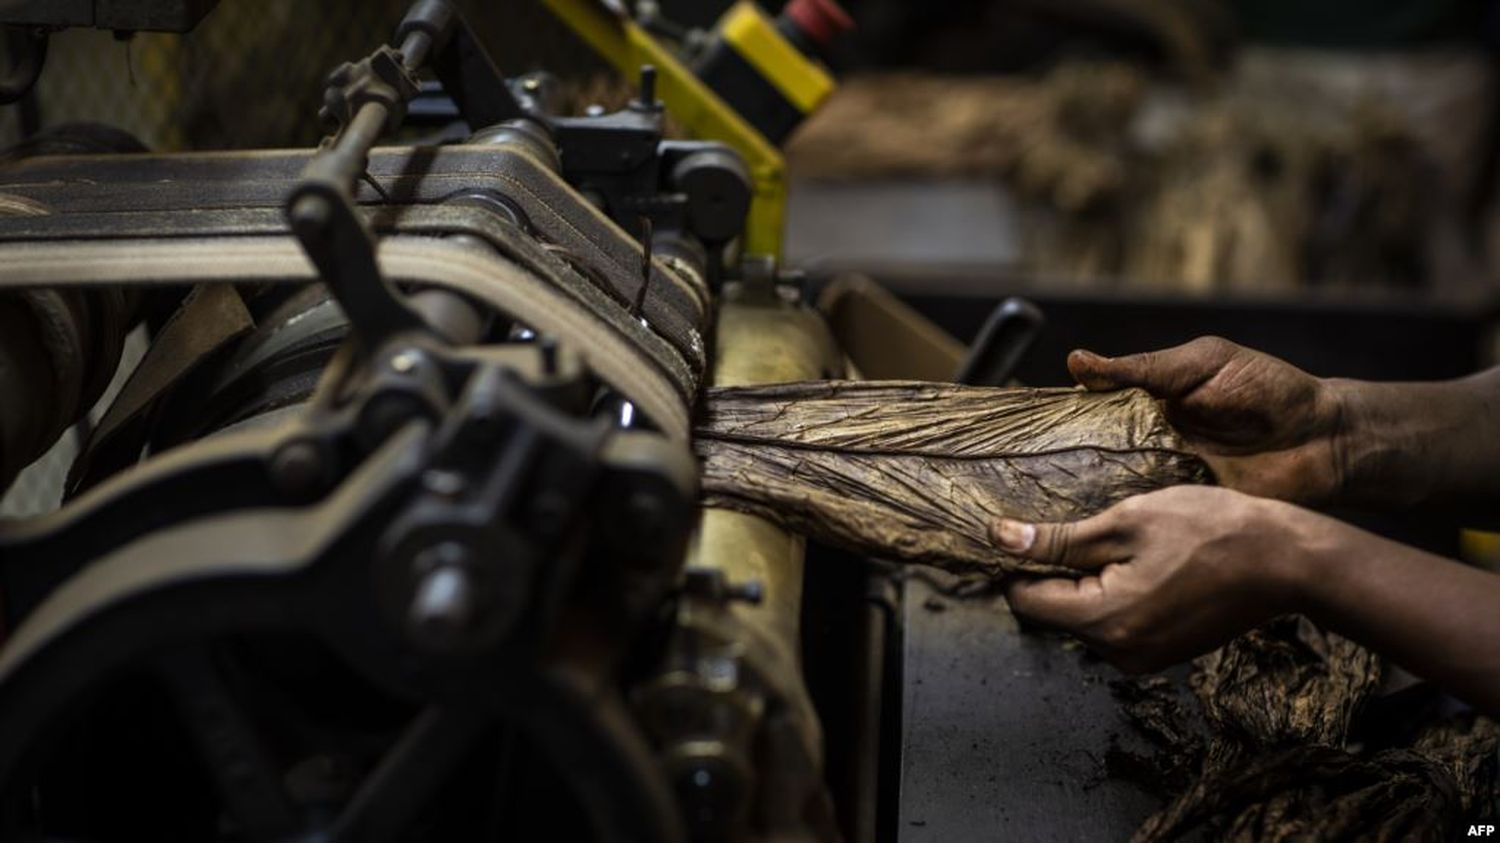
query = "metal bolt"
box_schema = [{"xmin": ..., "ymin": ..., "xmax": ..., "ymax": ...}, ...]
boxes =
[
  {"xmin": 390, "ymin": 349, "xmax": 421, "ymax": 373},
  {"xmin": 421, "ymin": 469, "xmax": 466, "ymax": 499},
  {"xmin": 638, "ymin": 64, "xmax": 657, "ymax": 106},
  {"xmin": 727, "ymin": 580, "xmax": 764, "ymax": 605},
  {"xmin": 270, "ymin": 440, "xmax": 327, "ymax": 498},
  {"xmin": 681, "ymin": 568, "xmax": 763, "ymax": 606},
  {"xmin": 408, "ymin": 551, "xmax": 475, "ymax": 647},
  {"xmin": 700, "ymin": 655, "xmax": 738, "ymax": 689},
  {"xmin": 522, "ymin": 76, "xmax": 541, "ymax": 92}
]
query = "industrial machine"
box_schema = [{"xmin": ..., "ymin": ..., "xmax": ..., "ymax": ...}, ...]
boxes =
[{"xmin": 0, "ymin": 1, "xmax": 862, "ymax": 839}]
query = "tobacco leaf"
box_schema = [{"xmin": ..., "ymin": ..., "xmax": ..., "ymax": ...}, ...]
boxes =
[
  {"xmin": 1118, "ymin": 617, "xmax": 1496, "ymax": 842},
  {"xmin": 1190, "ymin": 616, "xmax": 1381, "ymax": 747},
  {"xmin": 1136, "ymin": 743, "xmax": 1469, "ymax": 843},
  {"xmin": 696, "ymin": 380, "xmax": 1498, "ymax": 837},
  {"xmin": 696, "ymin": 381, "xmax": 1213, "ymax": 578},
  {"xmin": 1412, "ymin": 714, "xmax": 1500, "ymax": 821}
]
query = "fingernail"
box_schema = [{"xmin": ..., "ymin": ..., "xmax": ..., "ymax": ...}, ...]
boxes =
[
  {"xmin": 992, "ymin": 519, "xmax": 1036, "ymax": 553},
  {"xmin": 1075, "ymin": 349, "xmax": 1110, "ymax": 364}
]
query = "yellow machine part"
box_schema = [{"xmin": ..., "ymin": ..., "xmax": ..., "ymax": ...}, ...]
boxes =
[
  {"xmin": 543, "ymin": 0, "xmax": 830, "ymax": 260},
  {"xmin": 717, "ymin": 1, "xmax": 835, "ymax": 115}
]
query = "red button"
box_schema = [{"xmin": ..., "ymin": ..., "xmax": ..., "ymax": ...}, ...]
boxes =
[{"xmin": 785, "ymin": 0, "xmax": 855, "ymax": 48}]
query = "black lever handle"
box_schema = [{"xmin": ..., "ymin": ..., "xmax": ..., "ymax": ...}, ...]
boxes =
[
  {"xmin": 954, "ymin": 297, "xmax": 1045, "ymax": 386},
  {"xmin": 288, "ymin": 0, "xmax": 467, "ymax": 353}
]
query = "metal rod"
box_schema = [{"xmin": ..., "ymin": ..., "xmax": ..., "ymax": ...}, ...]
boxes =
[
  {"xmin": 399, "ymin": 29, "xmax": 434, "ymax": 71},
  {"xmin": 334, "ymin": 104, "xmax": 390, "ymax": 189},
  {"xmin": 409, "ymin": 287, "xmax": 490, "ymax": 344}
]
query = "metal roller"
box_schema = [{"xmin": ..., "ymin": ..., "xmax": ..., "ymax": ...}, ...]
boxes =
[{"xmin": 635, "ymin": 279, "xmax": 842, "ymax": 841}]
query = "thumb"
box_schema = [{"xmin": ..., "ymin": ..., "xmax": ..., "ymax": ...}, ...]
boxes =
[
  {"xmin": 1069, "ymin": 337, "xmax": 1236, "ymax": 398},
  {"xmin": 990, "ymin": 514, "xmax": 1116, "ymax": 571},
  {"xmin": 1067, "ymin": 349, "xmax": 1128, "ymax": 391}
]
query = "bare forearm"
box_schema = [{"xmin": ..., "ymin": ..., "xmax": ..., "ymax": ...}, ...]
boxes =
[
  {"xmin": 1330, "ymin": 368, "xmax": 1500, "ymax": 511},
  {"xmin": 1288, "ymin": 514, "xmax": 1500, "ymax": 715}
]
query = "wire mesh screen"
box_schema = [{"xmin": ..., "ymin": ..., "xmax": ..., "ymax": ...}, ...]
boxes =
[{"xmin": 0, "ymin": 0, "xmax": 606, "ymax": 152}]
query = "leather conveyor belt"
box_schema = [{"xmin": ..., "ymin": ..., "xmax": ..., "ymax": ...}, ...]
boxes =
[
  {"xmin": 0, "ymin": 203, "xmax": 702, "ymax": 404},
  {"xmin": 0, "ymin": 143, "xmax": 710, "ymax": 394},
  {"xmin": 0, "ymin": 235, "xmax": 693, "ymax": 441}
]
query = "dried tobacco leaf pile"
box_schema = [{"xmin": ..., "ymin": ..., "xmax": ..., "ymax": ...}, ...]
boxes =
[
  {"xmin": 696, "ymin": 381, "xmax": 1212, "ymax": 578},
  {"xmin": 1118, "ymin": 618, "xmax": 1498, "ymax": 842},
  {"xmin": 697, "ymin": 381, "xmax": 1499, "ymax": 838}
]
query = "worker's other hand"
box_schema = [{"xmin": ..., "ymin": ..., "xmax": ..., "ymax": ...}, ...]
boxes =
[
  {"xmin": 991, "ymin": 486, "xmax": 1312, "ymax": 674},
  {"xmin": 1068, "ymin": 337, "xmax": 1345, "ymax": 506}
]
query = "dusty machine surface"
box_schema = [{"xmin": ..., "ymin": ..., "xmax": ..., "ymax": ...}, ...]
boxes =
[{"xmin": 0, "ymin": 1, "xmax": 868, "ymax": 839}]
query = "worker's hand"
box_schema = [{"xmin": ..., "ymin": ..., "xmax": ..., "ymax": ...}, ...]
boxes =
[
  {"xmin": 991, "ymin": 486, "xmax": 1316, "ymax": 673},
  {"xmin": 1068, "ymin": 337, "xmax": 1346, "ymax": 506}
]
